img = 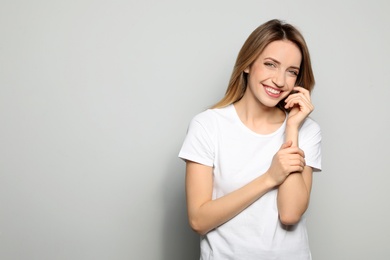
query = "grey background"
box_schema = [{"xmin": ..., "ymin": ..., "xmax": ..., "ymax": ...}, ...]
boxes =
[{"xmin": 1, "ymin": 0, "xmax": 389, "ymax": 259}]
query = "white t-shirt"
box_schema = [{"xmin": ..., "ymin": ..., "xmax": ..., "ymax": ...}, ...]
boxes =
[{"xmin": 179, "ymin": 104, "xmax": 322, "ymax": 260}]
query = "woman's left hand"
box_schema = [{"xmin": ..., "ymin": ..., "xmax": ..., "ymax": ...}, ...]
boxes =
[{"xmin": 284, "ymin": 86, "xmax": 314, "ymax": 128}]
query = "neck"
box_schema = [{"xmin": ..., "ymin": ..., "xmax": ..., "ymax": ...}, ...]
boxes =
[
  {"xmin": 233, "ymin": 94, "xmax": 285, "ymax": 135},
  {"xmin": 234, "ymin": 94, "xmax": 283, "ymax": 122}
]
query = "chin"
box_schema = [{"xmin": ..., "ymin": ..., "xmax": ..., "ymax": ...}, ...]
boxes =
[{"xmin": 260, "ymin": 100, "xmax": 280, "ymax": 108}]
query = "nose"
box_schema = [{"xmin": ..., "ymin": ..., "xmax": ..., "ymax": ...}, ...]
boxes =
[{"xmin": 272, "ymin": 70, "xmax": 285, "ymax": 88}]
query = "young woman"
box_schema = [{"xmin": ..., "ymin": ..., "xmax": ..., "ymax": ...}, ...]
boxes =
[{"xmin": 179, "ymin": 19, "xmax": 321, "ymax": 260}]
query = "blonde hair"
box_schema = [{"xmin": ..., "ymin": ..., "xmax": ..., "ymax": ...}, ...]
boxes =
[{"xmin": 212, "ymin": 19, "xmax": 315, "ymax": 110}]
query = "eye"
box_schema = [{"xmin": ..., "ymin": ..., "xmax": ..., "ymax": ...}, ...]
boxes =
[
  {"xmin": 288, "ymin": 69, "xmax": 299, "ymax": 76},
  {"xmin": 264, "ymin": 62, "xmax": 276, "ymax": 68}
]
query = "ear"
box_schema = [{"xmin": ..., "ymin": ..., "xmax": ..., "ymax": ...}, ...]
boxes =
[{"xmin": 244, "ymin": 66, "xmax": 250, "ymax": 73}]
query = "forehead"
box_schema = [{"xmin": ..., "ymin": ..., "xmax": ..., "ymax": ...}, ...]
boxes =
[{"xmin": 260, "ymin": 40, "xmax": 302, "ymax": 65}]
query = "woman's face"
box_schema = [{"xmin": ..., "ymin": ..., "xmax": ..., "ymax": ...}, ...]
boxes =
[{"xmin": 244, "ymin": 40, "xmax": 302, "ymax": 108}]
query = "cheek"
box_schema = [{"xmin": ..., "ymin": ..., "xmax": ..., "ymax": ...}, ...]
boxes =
[
  {"xmin": 286, "ymin": 77, "xmax": 297, "ymax": 87},
  {"xmin": 281, "ymin": 91, "xmax": 291, "ymax": 100}
]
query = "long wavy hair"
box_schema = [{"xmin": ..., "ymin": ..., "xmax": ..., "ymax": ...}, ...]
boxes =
[{"xmin": 212, "ymin": 19, "xmax": 315, "ymax": 110}]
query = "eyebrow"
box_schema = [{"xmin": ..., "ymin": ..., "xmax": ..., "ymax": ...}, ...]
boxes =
[{"xmin": 265, "ymin": 57, "xmax": 300, "ymax": 70}]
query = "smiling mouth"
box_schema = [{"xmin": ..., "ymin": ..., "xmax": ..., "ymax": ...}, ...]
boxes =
[{"xmin": 264, "ymin": 86, "xmax": 282, "ymax": 96}]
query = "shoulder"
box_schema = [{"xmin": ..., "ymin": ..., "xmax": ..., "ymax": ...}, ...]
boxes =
[
  {"xmin": 299, "ymin": 117, "xmax": 321, "ymax": 143},
  {"xmin": 300, "ymin": 117, "xmax": 321, "ymax": 132},
  {"xmin": 190, "ymin": 105, "xmax": 233, "ymax": 129},
  {"xmin": 299, "ymin": 117, "xmax": 322, "ymax": 170}
]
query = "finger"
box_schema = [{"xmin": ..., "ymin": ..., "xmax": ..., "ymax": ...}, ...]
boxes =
[
  {"xmin": 283, "ymin": 147, "xmax": 305, "ymax": 157},
  {"xmin": 292, "ymin": 152, "xmax": 306, "ymax": 160},
  {"xmin": 285, "ymin": 96, "xmax": 313, "ymax": 112},
  {"xmin": 280, "ymin": 140, "xmax": 292, "ymax": 150},
  {"xmin": 288, "ymin": 154, "xmax": 306, "ymax": 165},
  {"xmin": 296, "ymin": 156, "xmax": 306, "ymax": 166},
  {"xmin": 290, "ymin": 159, "xmax": 305, "ymax": 169},
  {"xmin": 285, "ymin": 92, "xmax": 310, "ymax": 106},
  {"xmin": 284, "ymin": 98, "xmax": 304, "ymax": 110},
  {"xmin": 290, "ymin": 165, "xmax": 305, "ymax": 173},
  {"xmin": 285, "ymin": 90, "xmax": 311, "ymax": 103},
  {"xmin": 285, "ymin": 89, "xmax": 311, "ymax": 106},
  {"xmin": 293, "ymin": 86, "xmax": 311, "ymax": 101},
  {"xmin": 293, "ymin": 86, "xmax": 310, "ymax": 94}
]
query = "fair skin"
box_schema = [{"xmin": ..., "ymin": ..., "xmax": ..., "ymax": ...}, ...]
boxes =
[{"xmin": 185, "ymin": 40, "xmax": 314, "ymax": 235}]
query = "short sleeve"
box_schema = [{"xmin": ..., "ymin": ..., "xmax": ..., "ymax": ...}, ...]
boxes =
[
  {"xmin": 299, "ymin": 118, "xmax": 322, "ymax": 172},
  {"xmin": 178, "ymin": 114, "xmax": 215, "ymax": 167}
]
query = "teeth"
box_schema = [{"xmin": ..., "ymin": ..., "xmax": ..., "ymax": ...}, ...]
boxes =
[{"xmin": 265, "ymin": 87, "xmax": 280, "ymax": 94}]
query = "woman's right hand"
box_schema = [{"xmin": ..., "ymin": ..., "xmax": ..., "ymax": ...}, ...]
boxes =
[{"xmin": 266, "ymin": 140, "xmax": 306, "ymax": 186}]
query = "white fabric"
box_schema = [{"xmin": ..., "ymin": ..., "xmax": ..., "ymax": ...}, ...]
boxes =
[{"xmin": 179, "ymin": 104, "xmax": 322, "ymax": 260}]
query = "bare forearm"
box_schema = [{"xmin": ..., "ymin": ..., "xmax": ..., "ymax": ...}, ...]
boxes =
[
  {"xmin": 285, "ymin": 124, "xmax": 299, "ymax": 146},
  {"xmin": 188, "ymin": 173, "xmax": 276, "ymax": 235},
  {"xmin": 277, "ymin": 171, "xmax": 310, "ymax": 225},
  {"xmin": 277, "ymin": 125, "xmax": 311, "ymax": 225}
]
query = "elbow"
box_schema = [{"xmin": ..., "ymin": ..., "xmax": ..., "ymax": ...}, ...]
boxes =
[
  {"xmin": 278, "ymin": 200, "xmax": 309, "ymax": 226},
  {"xmin": 188, "ymin": 217, "xmax": 209, "ymax": 236},
  {"xmin": 279, "ymin": 212, "xmax": 302, "ymax": 226}
]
